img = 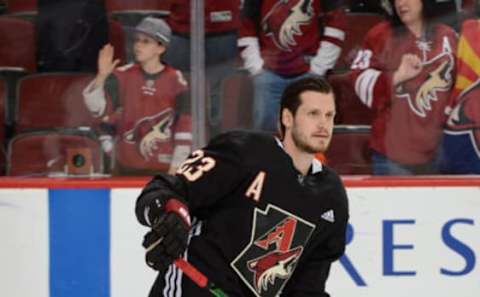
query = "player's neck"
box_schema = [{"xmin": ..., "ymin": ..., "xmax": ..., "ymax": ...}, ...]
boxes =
[
  {"xmin": 282, "ymin": 138, "xmax": 314, "ymax": 176},
  {"xmin": 141, "ymin": 59, "xmax": 165, "ymax": 74},
  {"xmin": 406, "ymin": 19, "xmax": 424, "ymax": 38}
]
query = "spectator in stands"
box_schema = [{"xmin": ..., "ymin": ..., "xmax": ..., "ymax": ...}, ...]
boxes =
[
  {"xmin": 238, "ymin": 0, "xmax": 347, "ymax": 132},
  {"xmin": 82, "ymin": 17, "xmax": 191, "ymax": 176},
  {"xmin": 163, "ymin": 0, "xmax": 240, "ymax": 137},
  {"xmin": 350, "ymin": 0, "xmax": 457, "ymax": 175},
  {"xmin": 440, "ymin": 18, "xmax": 480, "ymax": 173}
]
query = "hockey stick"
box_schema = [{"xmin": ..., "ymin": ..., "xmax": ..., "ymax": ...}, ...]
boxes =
[
  {"xmin": 146, "ymin": 238, "xmax": 228, "ymax": 296},
  {"xmin": 174, "ymin": 258, "xmax": 229, "ymax": 297}
]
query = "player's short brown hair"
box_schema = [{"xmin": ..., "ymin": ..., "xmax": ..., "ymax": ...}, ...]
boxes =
[{"xmin": 279, "ymin": 77, "xmax": 334, "ymax": 137}]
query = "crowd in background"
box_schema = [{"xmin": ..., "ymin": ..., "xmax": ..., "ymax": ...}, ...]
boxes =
[{"xmin": 0, "ymin": 0, "xmax": 479, "ymax": 176}]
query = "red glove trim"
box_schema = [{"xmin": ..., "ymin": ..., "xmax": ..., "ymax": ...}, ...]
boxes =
[{"xmin": 165, "ymin": 199, "xmax": 191, "ymax": 227}]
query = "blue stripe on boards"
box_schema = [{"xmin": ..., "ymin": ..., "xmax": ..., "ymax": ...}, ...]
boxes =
[{"xmin": 49, "ymin": 189, "xmax": 110, "ymax": 297}]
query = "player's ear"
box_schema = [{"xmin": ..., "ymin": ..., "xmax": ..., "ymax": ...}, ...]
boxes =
[
  {"xmin": 157, "ymin": 44, "xmax": 166, "ymax": 55},
  {"xmin": 281, "ymin": 108, "xmax": 293, "ymax": 130}
]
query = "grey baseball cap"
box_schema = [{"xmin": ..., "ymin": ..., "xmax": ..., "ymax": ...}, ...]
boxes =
[{"xmin": 132, "ymin": 17, "xmax": 171, "ymax": 45}]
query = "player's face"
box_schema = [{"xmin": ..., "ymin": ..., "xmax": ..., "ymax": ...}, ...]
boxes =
[
  {"xmin": 133, "ymin": 33, "xmax": 165, "ymax": 64},
  {"xmin": 395, "ymin": 0, "xmax": 423, "ymax": 26},
  {"xmin": 289, "ymin": 90, "xmax": 335, "ymax": 154}
]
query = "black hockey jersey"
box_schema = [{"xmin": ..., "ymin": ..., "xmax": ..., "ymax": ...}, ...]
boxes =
[{"xmin": 136, "ymin": 131, "xmax": 349, "ymax": 297}]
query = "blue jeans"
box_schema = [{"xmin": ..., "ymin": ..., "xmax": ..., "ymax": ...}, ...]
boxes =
[
  {"xmin": 252, "ymin": 70, "xmax": 310, "ymax": 132},
  {"xmin": 371, "ymin": 151, "xmax": 440, "ymax": 175},
  {"xmin": 164, "ymin": 33, "xmax": 237, "ymax": 137}
]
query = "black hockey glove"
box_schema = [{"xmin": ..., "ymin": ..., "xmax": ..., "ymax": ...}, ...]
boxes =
[{"xmin": 142, "ymin": 199, "xmax": 191, "ymax": 272}]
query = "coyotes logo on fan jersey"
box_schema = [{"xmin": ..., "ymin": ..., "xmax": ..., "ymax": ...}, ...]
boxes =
[
  {"xmin": 123, "ymin": 108, "xmax": 174, "ymax": 160},
  {"xmin": 231, "ymin": 204, "xmax": 315, "ymax": 297},
  {"xmin": 397, "ymin": 37, "xmax": 454, "ymax": 118},
  {"xmin": 261, "ymin": 0, "xmax": 314, "ymax": 51}
]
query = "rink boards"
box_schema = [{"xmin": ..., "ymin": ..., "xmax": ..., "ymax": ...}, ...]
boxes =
[{"xmin": 0, "ymin": 180, "xmax": 479, "ymax": 297}]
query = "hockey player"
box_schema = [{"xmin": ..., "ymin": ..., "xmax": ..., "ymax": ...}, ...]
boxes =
[
  {"xmin": 136, "ymin": 77, "xmax": 349, "ymax": 296},
  {"xmin": 238, "ymin": 0, "xmax": 347, "ymax": 132},
  {"xmin": 350, "ymin": 0, "xmax": 457, "ymax": 175},
  {"xmin": 83, "ymin": 17, "xmax": 191, "ymax": 175}
]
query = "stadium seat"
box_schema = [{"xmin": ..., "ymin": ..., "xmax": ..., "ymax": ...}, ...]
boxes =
[
  {"xmin": 7, "ymin": 129, "xmax": 104, "ymax": 176},
  {"xmin": 0, "ymin": 16, "xmax": 35, "ymax": 129},
  {"xmin": 220, "ymin": 69, "xmax": 254, "ymax": 131},
  {"xmin": 108, "ymin": 18, "xmax": 127, "ymax": 63},
  {"xmin": 328, "ymin": 71, "xmax": 373, "ymax": 125},
  {"xmin": 335, "ymin": 12, "xmax": 385, "ymax": 70},
  {"xmin": 0, "ymin": 16, "xmax": 36, "ymax": 72},
  {"xmin": 327, "ymin": 125, "xmax": 372, "ymax": 175},
  {"xmin": 5, "ymin": 0, "xmax": 37, "ymax": 16},
  {"xmin": 105, "ymin": 0, "xmax": 170, "ymax": 13},
  {"xmin": 15, "ymin": 73, "xmax": 96, "ymax": 133}
]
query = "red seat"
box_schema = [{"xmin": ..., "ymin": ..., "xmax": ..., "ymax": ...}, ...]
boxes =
[
  {"xmin": 7, "ymin": 130, "xmax": 104, "ymax": 176},
  {"xmin": 15, "ymin": 73, "xmax": 96, "ymax": 132},
  {"xmin": 327, "ymin": 125, "xmax": 372, "ymax": 175},
  {"xmin": 105, "ymin": 0, "xmax": 170, "ymax": 12},
  {"xmin": 0, "ymin": 16, "xmax": 36, "ymax": 72},
  {"xmin": 6, "ymin": 0, "xmax": 37, "ymax": 15},
  {"xmin": 336, "ymin": 13, "xmax": 385, "ymax": 70},
  {"xmin": 328, "ymin": 71, "xmax": 373, "ymax": 125},
  {"xmin": 220, "ymin": 70, "xmax": 254, "ymax": 131}
]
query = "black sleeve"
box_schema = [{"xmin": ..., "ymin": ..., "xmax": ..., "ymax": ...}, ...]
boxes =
[
  {"xmin": 174, "ymin": 90, "xmax": 190, "ymax": 116},
  {"xmin": 281, "ymin": 174, "xmax": 349, "ymax": 296},
  {"xmin": 135, "ymin": 173, "xmax": 188, "ymax": 226},
  {"xmin": 104, "ymin": 74, "xmax": 121, "ymax": 111},
  {"xmin": 97, "ymin": 74, "xmax": 120, "ymax": 135},
  {"xmin": 135, "ymin": 131, "xmax": 251, "ymax": 224}
]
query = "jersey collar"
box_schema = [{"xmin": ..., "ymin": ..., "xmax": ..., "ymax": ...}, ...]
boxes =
[{"xmin": 275, "ymin": 137, "xmax": 323, "ymax": 174}]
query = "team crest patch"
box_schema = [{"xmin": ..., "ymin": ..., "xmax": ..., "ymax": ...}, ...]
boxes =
[
  {"xmin": 396, "ymin": 36, "xmax": 454, "ymax": 118},
  {"xmin": 231, "ymin": 204, "xmax": 315, "ymax": 297},
  {"xmin": 123, "ymin": 108, "xmax": 174, "ymax": 160},
  {"xmin": 262, "ymin": 0, "xmax": 314, "ymax": 52}
]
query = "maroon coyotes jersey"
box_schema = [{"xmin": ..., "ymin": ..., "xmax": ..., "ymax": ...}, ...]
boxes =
[
  {"xmin": 167, "ymin": 0, "xmax": 240, "ymax": 35},
  {"xmin": 102, "ymin": 64, "xmax": 189, "ymax": 171},
  {"xmin": 240, "ymin": 0, "xmax": 346, "ymax": 75},
  {"xmin": 350, "ymin": 22, "xmax": 457, "ymax": 164}
]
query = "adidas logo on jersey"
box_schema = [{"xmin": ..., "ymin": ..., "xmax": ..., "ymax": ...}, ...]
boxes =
[{"xmin": 321, "ymin": 210, "xmax": 335, "ymax": 223}]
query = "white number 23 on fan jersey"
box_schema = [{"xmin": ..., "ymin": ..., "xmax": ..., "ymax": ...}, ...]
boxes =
[
  {"xmin": 176, "ymin": 149, "xmax": 216, "ymax": 181},
  {"xmin": 351, "ymin": 49, "xmax": 373, "ymax": 70}
]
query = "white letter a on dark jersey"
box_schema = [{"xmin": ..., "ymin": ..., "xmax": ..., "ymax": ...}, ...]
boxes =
[{"xmin": 245, "ymin": 171, "xmax": 266, "ymax": 202}]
